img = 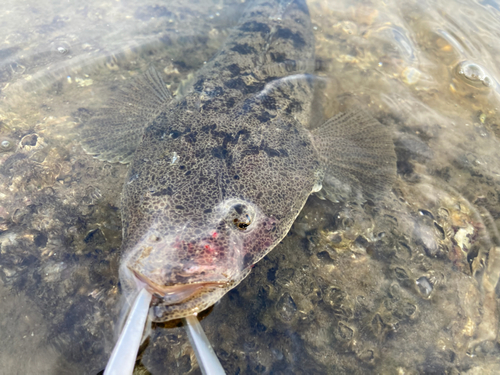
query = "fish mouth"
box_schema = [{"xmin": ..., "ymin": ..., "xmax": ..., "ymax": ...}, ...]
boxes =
[{"xmin": 132, "ymin": 270, "xmax": 226, "ymax": 305}]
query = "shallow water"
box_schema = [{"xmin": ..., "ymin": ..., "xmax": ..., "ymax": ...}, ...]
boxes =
[{"xmin": 0, "ymin": 0, "xmax": 500, "ymax": 374}]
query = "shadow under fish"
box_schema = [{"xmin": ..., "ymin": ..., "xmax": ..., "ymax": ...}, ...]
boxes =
[{"xmin": 80, "ymin": 0, "xmax": 396, "ymax": 327}]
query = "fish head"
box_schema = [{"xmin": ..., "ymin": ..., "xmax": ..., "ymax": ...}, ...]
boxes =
[{"xmin": 120, "ymin": 197, "xmax": 279, "ymax": 320}]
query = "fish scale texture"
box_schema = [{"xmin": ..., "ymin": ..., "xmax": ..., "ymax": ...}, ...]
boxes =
[{"xmin": 80, "ymin": 0, "xmax": 396, "ymax": 322}]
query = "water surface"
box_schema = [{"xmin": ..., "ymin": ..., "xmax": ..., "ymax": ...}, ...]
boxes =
[{"xmin": 1, "ymin": 0, "xmax": 500, "ymax": 373}]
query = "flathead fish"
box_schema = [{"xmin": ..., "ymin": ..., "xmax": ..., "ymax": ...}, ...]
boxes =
[{"xmin": 81, "ymin": 0, "xmax": 396, "ymax": 321}]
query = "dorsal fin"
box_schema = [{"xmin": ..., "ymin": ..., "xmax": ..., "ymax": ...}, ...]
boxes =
[
  {"xmin": 311, "ymin": 109, "xmax": 397, "ymax": 201},
  {"xmin": 80, "ymin": 66, "xmax": 172, "ymax": 163}
]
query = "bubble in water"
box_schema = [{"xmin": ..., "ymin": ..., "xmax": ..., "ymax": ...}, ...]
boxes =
[
  {"xmin": 0, "ymin": 138, "xmax": 14, "ymax": 152},
  {"xmin": 51, "ymin": 39, "xmax": 71, "ymax": 56},
  {"xmin": 455, "ymin": 61, "xmax": 494, "ymax": 88},
  {"xmin": 401, "ymin": 67, "xmax": 421, "ymax": 85}
]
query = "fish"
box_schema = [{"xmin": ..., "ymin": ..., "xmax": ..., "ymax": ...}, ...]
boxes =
[{"xmin": 80, "ymin": 0, "xmax": 396, "ymax": 322}]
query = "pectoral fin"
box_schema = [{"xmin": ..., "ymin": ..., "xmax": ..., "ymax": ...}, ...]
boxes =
[
  {"xmin": 311, "ymin": 109, "xmax": 397, "ymax": 201},
  {"xmin": 80, "ymin": 66, "xmax": 172, "ymax": 163}
]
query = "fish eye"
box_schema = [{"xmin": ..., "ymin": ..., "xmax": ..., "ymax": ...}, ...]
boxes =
[
  {"xmin": 233, "ymin": 215, "xmax": 251, "ymax": 230},
  {"xmin": 230, "ymin": 204, "xmax": 255, "ymax": 231}
]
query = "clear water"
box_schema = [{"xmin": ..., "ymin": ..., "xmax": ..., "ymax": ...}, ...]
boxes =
[{"xmin": 0, "ymin": 0, "xmax": 500, "ymax": 374}]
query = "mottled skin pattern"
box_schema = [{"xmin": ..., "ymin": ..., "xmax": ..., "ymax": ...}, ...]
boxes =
[
  {"xmin": 120, "ymin": 0, "xmax": 321, "ymax": 321},
  {"xmin": 81, "ymin": 0, "xmax": 395, "ymax": 322}
]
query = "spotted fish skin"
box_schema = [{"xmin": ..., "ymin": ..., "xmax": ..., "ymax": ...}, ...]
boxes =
[
  {"xmin": 121, "ymin": 0, "xmax": 321, "ymax": 321},
  {"xmin": 81, "ymin": 0, "xmax": 396, "ymax": 322}
]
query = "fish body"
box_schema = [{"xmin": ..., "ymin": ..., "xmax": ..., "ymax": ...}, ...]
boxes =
[{"xmin": 82, "ymin": 0, "xmax": 396, "ymax": 321}]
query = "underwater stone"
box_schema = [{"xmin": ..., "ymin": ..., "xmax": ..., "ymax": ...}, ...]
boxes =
[
  {"xmin": 20, "ymin": 134, "xmax": 38, "ymax": 147},
  {"xmin": 394, "ymin": 267, "xmax": 410, "ymax": 281},
  {"xmin": 416, "ymin": 276, "xmax": 433, "ymax": 298},
  {"xmin": 388, "ymin": 282, "xmax": 402, "ymax": 300},
  {"xmin": 403, "ymin": 302, "xmax": 417, "ymax": 318},
  {"xmin": 414, "ymin": 222, "xmax": 439, "ymax": 257},
  {"xmin": 371, "ymin": 314, "xmax": 385, "ymax": 337},
  {"xmin": 433, "ymin": 222, "xmax": 445, "ymax": 240},
  {"xmin": 276, "ymin": 292, "xmax": 297, "ymax": 322},
  {"xmin": 357, "ymin": 348, "xmax": 375, "ymax": 364},
  {"xmin": 336, "ymin": 321, "xmax": 354, "ymax": 341}
]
